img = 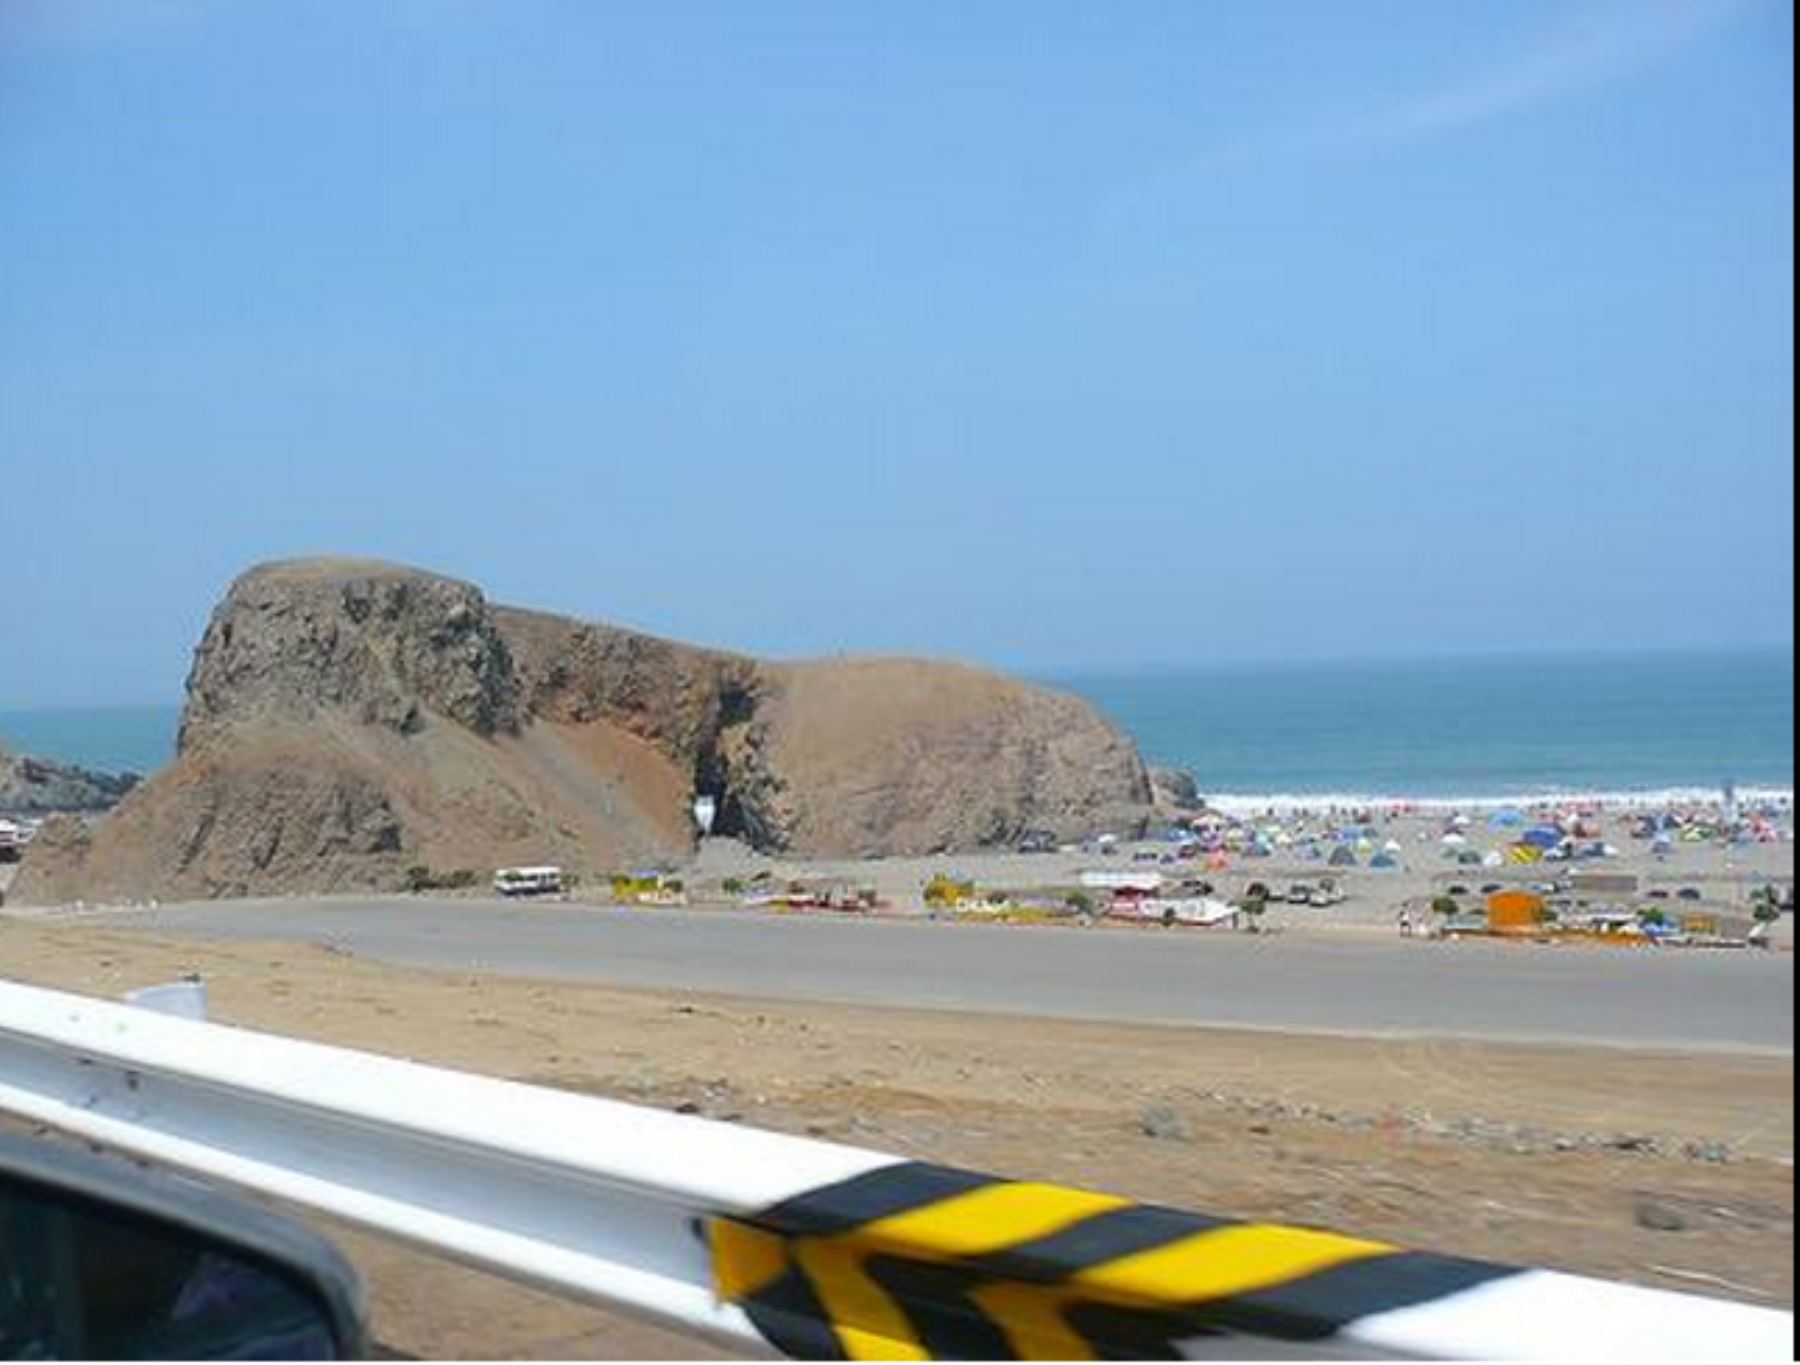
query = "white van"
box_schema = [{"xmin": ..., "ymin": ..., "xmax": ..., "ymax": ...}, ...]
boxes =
[{"xmin": 493, "ymin": 866, "xmax": 564, "ymax": 898}]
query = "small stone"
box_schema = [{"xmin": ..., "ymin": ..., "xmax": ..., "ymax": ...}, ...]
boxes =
[
  {"xmin": 1634, "ymin": 1200, "xmax": 1689, "ymax": 1232},
  {"xmin": 1138, "ymin": 1104, "xmax": 1190, "ymax": 1142}
]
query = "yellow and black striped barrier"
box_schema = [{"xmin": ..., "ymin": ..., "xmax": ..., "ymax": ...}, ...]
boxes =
[
  {"xmin": 0, "ymin": 980, "xmax": 1787, "ymax": 1359},
  {"xmin": 710, "ymin": 1161, "xmax": 1523, "ymax": 1360}
]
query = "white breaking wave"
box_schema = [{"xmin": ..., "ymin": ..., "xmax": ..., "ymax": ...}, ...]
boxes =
[{"xmin": 1199, "ymin": 787, "xmax": 1796, "ymax": 817}]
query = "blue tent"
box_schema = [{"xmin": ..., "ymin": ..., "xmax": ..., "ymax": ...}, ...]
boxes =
[
  {"xmin": 1520, "ymin": 826, "xmax": 1563, "ymax": 850},
  {"xmin": 1489, "ymin": 809, "xmax": 1526, "ymax": 829},
  {"xmin": 1370, "ymin": 852, "xmax": 1400, "ymax": 870}
]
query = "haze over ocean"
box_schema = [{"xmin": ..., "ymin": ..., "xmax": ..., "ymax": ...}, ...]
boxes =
[
  {"xmin": 4, "ymin": 648, "xmax": 1790, "ymax": 803},
  {"xmin": 1051, "ymin": 648, "xmax": 1795, "ymax": 803}
]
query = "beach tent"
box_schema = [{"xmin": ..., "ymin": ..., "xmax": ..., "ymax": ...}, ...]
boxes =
[
  {"xmin": 1328, "ymin": 845, "xmax": 1359, "ymax": 868},
  {"xmin": 1440, "ymin": 832, "xmax": 1468, "ymax": 848},
  {"xmin": 1520, "ymin": 827, "xmax": 1563, "ymax": 851},
  {"xmin": 1481, "ymin": 850, "xmax": 1506, "ymax": 868},
  {"xmin": 1506, "ymin": 843, "xmax": 1544, "ymax": 865},
  {"xmin": 1489, "ymin": 809, "xmax": 1526, "ymax": 829},
  {"xmin": 1457, "ymin": 849, "xmax": 1485, "ymax": 866},
  {"xmin": 1383, "ymin": 839, "xmax": 1403, "ymax": 854},
  {"xmin": 1370, "ymin": 852, "xmax": 1400, "ymax": 870}
]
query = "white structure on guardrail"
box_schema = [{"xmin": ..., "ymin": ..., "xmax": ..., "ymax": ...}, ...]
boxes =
[{"xmin": 0, "ymin": 979, "xmax": 1788, "ymax": 1360}]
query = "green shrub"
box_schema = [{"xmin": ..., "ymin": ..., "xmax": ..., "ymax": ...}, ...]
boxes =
[{"xmin": 405, "ymin": 866, "xmax": 482, "ymax": 893}]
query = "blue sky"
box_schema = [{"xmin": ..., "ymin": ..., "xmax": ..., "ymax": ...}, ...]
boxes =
[{"xmin": 0, "ymin": 0, "xmax": 1792, "ymax": 706}]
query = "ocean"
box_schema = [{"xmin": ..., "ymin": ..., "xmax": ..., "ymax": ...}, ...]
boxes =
[
  {"xmin": 0, "ymin": 705, "xmax": 181, "ymax": 778},
  {"xmin": 1048, "ymin": 648, "xmax": 1794, "ymax": 809},
  {"xmin": 1, "ymin": 648, "xmax": 1792, "ymax": 807}
]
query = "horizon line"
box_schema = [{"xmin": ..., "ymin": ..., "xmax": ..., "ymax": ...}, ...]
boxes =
[{"xmin": 1, "ymin": 639, "xmax": 1793, "ymax": 714}]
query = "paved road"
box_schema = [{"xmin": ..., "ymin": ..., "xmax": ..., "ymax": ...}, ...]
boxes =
[{"xmin": 85, "ymin": 898, "xmax": 1794, "ymax": 1054}]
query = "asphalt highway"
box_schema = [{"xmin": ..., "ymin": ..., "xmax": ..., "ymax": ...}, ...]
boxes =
[{"xmin": 86, "ymin": 898, "xmax": 1794, "ymax": 1054}]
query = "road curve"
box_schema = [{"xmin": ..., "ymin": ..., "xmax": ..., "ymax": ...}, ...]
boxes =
[{"xmin": 84, "ymin": 898, "xmax": 1794, "ymax": 1054}]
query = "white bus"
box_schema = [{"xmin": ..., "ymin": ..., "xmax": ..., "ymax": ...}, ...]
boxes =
[{"xmin": 493, "ymin": 866, "xmax": 564, "ymax": 898}]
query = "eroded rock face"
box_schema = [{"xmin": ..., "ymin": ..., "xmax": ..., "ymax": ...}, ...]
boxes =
[
  {"xmin": 1152, "ymin": 766, "xmax": 1203, "ymax": 813},
  {"xmin": 752, "ymin": 658, "xmax": 1154, "ymax": 856},
  {"xmin": 15, "ymin": 732, "xmax": 407, "ymax": 904},
  {"xmin": 15, "ymin": 558, "xmax": 1155, "ymax": 902},
  {"xmin": 182, "ymin": 561, "xmax": 521, "ymax": 746}
]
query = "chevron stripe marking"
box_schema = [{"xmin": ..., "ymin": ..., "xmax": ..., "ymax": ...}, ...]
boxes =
[
  {"xmin": 1068, "ymin": 1223, "xmax": 1396, "ymax": 1307},
  {"xmin": 851, "ymin": 1182, "xmax": 1132, "ymax": 1261},
  {"xmin": 794, "ymin": 1237, "xmax": 930, "ymax": 1361},
  {"xmin": 968, "ymin": 1281, "xmax": 1094, "ymax": 1360},
  {"xmin": 711, "ymin": 1218, "xmax": 792, "ymax": 1303}
]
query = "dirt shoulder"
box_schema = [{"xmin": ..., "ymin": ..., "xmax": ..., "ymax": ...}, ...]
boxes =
[{"xmin": 1, "ymin": 919, "xmax": 1791, "ymax": 1358}]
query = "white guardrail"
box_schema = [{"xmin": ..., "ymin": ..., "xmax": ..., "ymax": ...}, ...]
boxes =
[{"xmin": 0, "ymin": 978, "xmax": 1789, "ymax": 1360}]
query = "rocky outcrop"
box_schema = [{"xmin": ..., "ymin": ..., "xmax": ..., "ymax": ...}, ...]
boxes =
[
  {"xmin": 0, "ymin": 745, "xmax": 139, "ymax": 816},
  {"xmin": 182, "ymin": 560, "xmax": 522, "ymax": 745},
  {"xmin": 15, "ymin": 558, "xmax": 1153, "ymax": 903},
  {"xmin": 1151, "ymin": 766, "xmax": 1203, "ymax": 814},
  {"xmin": 751, "ymin": 658, "xmax": 1153, "ymax": 855}
]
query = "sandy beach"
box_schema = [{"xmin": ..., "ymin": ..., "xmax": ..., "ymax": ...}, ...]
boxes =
[{"xmin": 664, "ymin": 798, "xmax": 1798, "ymax": 950}]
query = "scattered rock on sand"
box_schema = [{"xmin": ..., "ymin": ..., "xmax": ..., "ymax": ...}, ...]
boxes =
[
  {"xmin": 1138, "ymin": 1103, "xmax": 1190, "ymax": 1142},
  {"xmin": 1634, "ymin": 1200, "xmax": 1691, "ymax": 1232}
]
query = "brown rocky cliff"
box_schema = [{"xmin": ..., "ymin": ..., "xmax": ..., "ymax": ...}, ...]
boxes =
[
  {"xmin": 15, "ymin": 559, "xmax": 1154, "ymax": 903},
  {"xmin": 182, "ymin": 560, "xmax": 522, "ymax": 746}
]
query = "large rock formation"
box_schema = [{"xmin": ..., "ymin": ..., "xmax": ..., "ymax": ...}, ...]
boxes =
[{"xmin": 15, "ymin": 559, "xmax": 1153, "ymax": 902}]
